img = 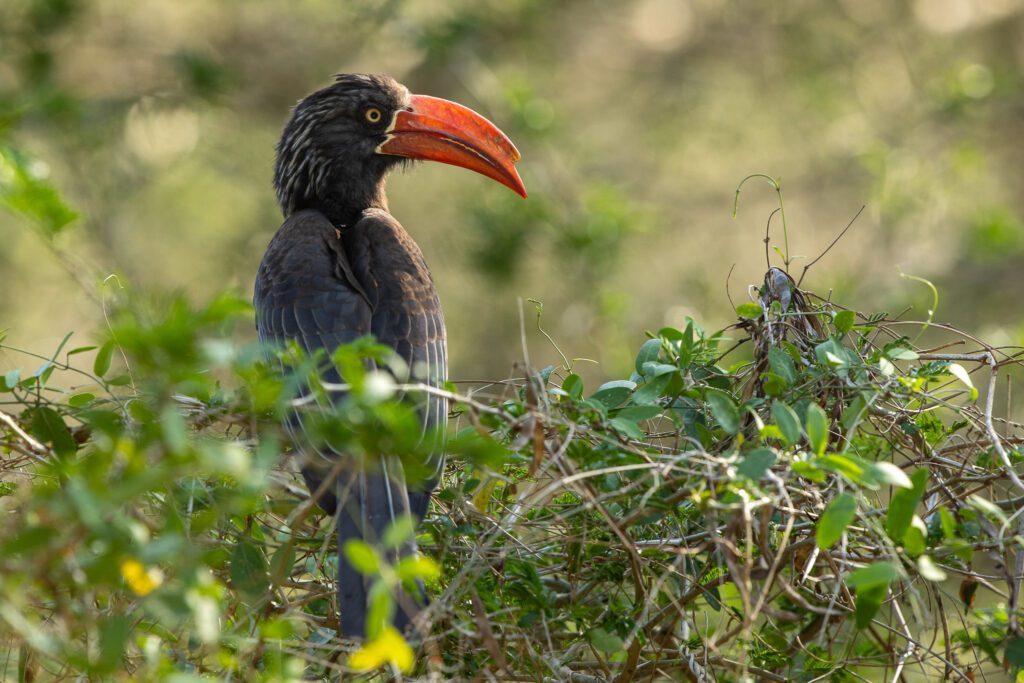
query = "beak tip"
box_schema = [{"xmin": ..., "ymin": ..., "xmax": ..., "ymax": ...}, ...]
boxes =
[{"xmin": 507, "ymin": 167, "xmax": 527, "ymax": 198}]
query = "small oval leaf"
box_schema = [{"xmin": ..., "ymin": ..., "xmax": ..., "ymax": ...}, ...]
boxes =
[
  {"xmin": 634, "ymin": 339, "xmax": 662, "ymax": 375},
  {"xmin": 738, "ymin": 448, "xmax": 777, "ymax": 480},
  {"xmin": 805, "ymin": 402, "xmax": 829, "ymax": 456},
  {"xmin": 705, "ymin": 389, "xmax": 740, "ymax": 435},
  {"xmin": 735, "ymin": 303, "xmax": 763, "ymax": 320},
  {"xmin": 94, "ymin": 339, "xmax": 115, "ymax": 377},
  {"xmin": 917, "ymin": 555, "xmax": 947, "ymax": 582},
  {"xmin": 833, "ymin": 310, "xmax": 856, "ymax": 334},
  {"xmin": 846, "ymin": 561, "xmax": 899, "ymax": 590},
  {"xmin": 817, "ymin": 493, "xmax": 857, "ymax": 549},
  {"xmin": 771, "ymin": 401, "xmax": 801, "ymax": 446}
]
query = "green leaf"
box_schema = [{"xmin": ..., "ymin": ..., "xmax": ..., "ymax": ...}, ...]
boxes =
[
  {"xmin": 230, "ymin": 539, "xmax": 269, "ymax": 598},
  {"xmin": 365, "ymin": 582, "xmax": 393, "ymax": 640},
  {"xmin": 631, "ymin": 373, "xmax": 671, "ymax": 406},
  {"xmin": 735, "ymin": 303, "xmax": 763, "ymax": 320},
  {"xmin": 917, "ymin": 555, "xmax": 947, "ymax": 582},
  {"xmin": 846, "ymin": 561, "xmax": 899, "ymax": 590},
  {"xmin": 968, "ymin": 618, "xmax": 999, "ymax": 664},
  {"xmin": 31, "ymin": 361, "xmax": 54, "ymax": 385},
  {"xmin": 967, "ymin": 494, "xmax": 1008, "ymax": 524},
  {"xmin": 2, "ymin": 369, "xmax": 20, "ymax": 391},
  {"xmin": 903, "ymin": 516, "xmax": 927, "ymax": 556},
  {"xmin": 657, "ymin": 326, "xmax": 683, "ymax": 343},
  {"xmin": 705, "ymin": 389, "xmax": 740, "ymax": 435},
  {"xmin": 1005, "ymin": 637, "xmax": 1024, "ymax": 667},
  {"xmin": 825, "ymin": 351, "xmax": 846, "ymax": 366},
  {"xmin": 804, "ymin": 403, "xmax": 829, "ymax": 456},
  {"xmin": 938, "ymin": 506, "xmax": 957, "ymax": 539},
  {"xmin": 854, "ymin": 584, "xmax": 886, "ymax": 629},
  {"xmin": 816, "ymin": 493, "xmax": 857, "ymax": 549},
  {"xmin": 946, "ymin": 363, "xmax": 978, "ymax": 400},
  {"xmin": 610, "ymin": 417, "xmax": 644, "ymax": 440},
  {"xmin": 382, "ymin": 515, "xmax": 416, "ymax": 549},
  {"xmin": 94, "ymin": 339, "xmax": 115, "ymax": 377},
  {"xmin": 589, "ymin": 380, "xmax": 635, "ymax": 409},
  {"xmin": 737, "ymin": 448, "xmax": 777, "ymax": 480},
  {"xmin": 833, "ymin": 310, "xmax": 856, "ymax": 334},
  {"xmin": 840, "ymin": 395, "xmax": 868, "ymax": 433},
  {"xmin": 67, "ymin": 345, "xmax": 97, "ymax": 356},
  {"xmin": 634, "ymin": 339, "xmax": 662, "ymax": 375},
  {"xmin": 0, "ymin": 145, "xmax": 78, "ymax": 239},
  {"xmin": 97, "ymin": 616, "xmax": 131, "ymax": 673},
  {"xmin": 561, "ymin": 373, "xmax": 583, "ymax": 400},
  {"xmin": 269, "ymin": 543, "xmax": 296, "ymax": 585},
  {"xmin": 872, "ymin": 462, "xmax": 912, "ymax": 489},
  {"xmin": 768, "ymin": 347, "xmax": 797, "ymax": 385},
  {"xmin": 396, "ymin": 555, "xmax": 441, "ymax": 584},
  {"xmin": 887, "ymin": 468, "xmax": 928, "ymax": 542},
  {"xmin": 814, "ymin": 340, "xmax": 838, "ymax": 367},
  {"xmin": 817, "ymin": 454, "xmax": 866, "ymax": 483},
  {"xmin": 68, "ymin": 392, "xmax": 95, "ymax": 407},
  {"xmin": 67, "ymin": 480, "xmax": 102, "ymax": 529},
  {"xmin": 762, "ymin": 373, "xmax": 787, "ymax": 397},
  {"xmin": 28, "ymin": 406, "xmax": 75, "ymax": 457},
  {"xmin": 617, "ymin": 406, "xmax": 661, "ymax": 421},
  {"xmin": 888, "ymin": 347, "xmax": 919, "ymax": 361},
  {"xmin": 161, "ymin": 405, "xmax": 188, "ymax": 455},
  {"xmin": 587, "ymin": 627, "xmax": 625, "ymax": 654},
  {"xmin": 343, "ymin": 540, "xmax": 381, "ymax": 575},
  {"xmin": 792, "ymin": 460, "xmax": 826, "ymax": 482},
  {"xmin": 641, "ymin": 362, "xmax": 678, "ymax": 377},
  {"xmin": 771, "ymin": 401, "xmax": 801, "ymax": 446},
  {"xmin": 3, "ymin": 527, "xmax": 57, "ymax": 555},
  {"xmin": 259, "ymin": 618, "xmax": 294, "ymax": 640}
]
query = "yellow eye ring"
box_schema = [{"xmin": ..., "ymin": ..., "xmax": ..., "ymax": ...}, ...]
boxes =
[{"xmin": 364, "ymin": 107, "xmax": 382, "ymax": 124}]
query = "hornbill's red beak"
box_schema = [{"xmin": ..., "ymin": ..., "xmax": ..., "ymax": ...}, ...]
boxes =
[{"xmin": 377, "ymin": 94, "xmax": 527, "ymax": 198}]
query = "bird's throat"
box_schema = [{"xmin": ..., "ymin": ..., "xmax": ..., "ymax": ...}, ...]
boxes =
[{"xmin": 311, "ymin": 175, "xmax": 390, "ymax": 229}]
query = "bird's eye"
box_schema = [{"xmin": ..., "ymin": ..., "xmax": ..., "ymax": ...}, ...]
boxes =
[{"xmin": 364, "ymin": 107, "xmax": 383, "ymax": 124}]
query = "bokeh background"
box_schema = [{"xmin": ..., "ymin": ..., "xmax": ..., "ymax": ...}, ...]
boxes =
[{"xmin": 1, "ymin": 0, "xmax": 1022, "ymax": 385}]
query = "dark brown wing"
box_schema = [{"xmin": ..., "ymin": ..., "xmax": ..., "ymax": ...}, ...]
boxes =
[
  {"xmin": 254, "ymin": 209, "xmax": 373, "ymax": 514},
  {"xmin": 345, "ymin": 208, "xmax": 448, "ymax": 519}
]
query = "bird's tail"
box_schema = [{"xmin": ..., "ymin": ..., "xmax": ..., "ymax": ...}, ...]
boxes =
[{"xmin": 335, "ymin": 461, "xmax": 423, "ymax": 638}]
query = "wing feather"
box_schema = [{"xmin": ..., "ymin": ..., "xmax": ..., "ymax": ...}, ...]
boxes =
[{"xmin": 346, "ymin": 210, "xmax": 448, "ymax": 520}]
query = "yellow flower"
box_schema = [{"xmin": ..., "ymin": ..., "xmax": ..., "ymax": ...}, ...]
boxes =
[
  {"xmin": 121, "ymin": 558, "xmax": 163, "ymax": 596},
  {"xmin": 348, "ymin": 626, "xmax": 414, "ymax": 673}
]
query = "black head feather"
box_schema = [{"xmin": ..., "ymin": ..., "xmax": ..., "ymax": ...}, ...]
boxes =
[{"xmin": 274, "ymin": 74, "xmax": 411, "ymax": 224}]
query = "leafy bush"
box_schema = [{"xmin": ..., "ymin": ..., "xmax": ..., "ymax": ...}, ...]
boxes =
[
  {"xmin": 2, "ymin": 143, "xmax": 1023, "ymax": 680},
  {"xmin": 2, "ymin": 261, "xmax": 1023, "ymax": 681}
]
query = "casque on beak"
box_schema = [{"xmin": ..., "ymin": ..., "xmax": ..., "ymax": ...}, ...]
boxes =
[{"xmin": 376, "ymin": 94, "xmax": 527, "ymax": 198}]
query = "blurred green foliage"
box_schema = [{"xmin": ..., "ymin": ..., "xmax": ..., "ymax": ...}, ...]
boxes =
[
  {"xmin": 0, "ymin": 144, "xmax": 76, "ymax": 239},
  {"xmin": 2, "ymin": 268, "xmax": 1022, "ymax": 679}
]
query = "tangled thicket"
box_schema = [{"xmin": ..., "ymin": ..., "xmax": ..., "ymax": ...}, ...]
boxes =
[{"xmin": 2, "ymin": 264, "xmax": 1024, "ymax": 682}]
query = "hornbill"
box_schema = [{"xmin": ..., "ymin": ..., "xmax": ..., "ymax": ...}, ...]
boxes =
[{"xmin": 253, "ymin": 74, "xmax": 525, "ymax": 637}]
